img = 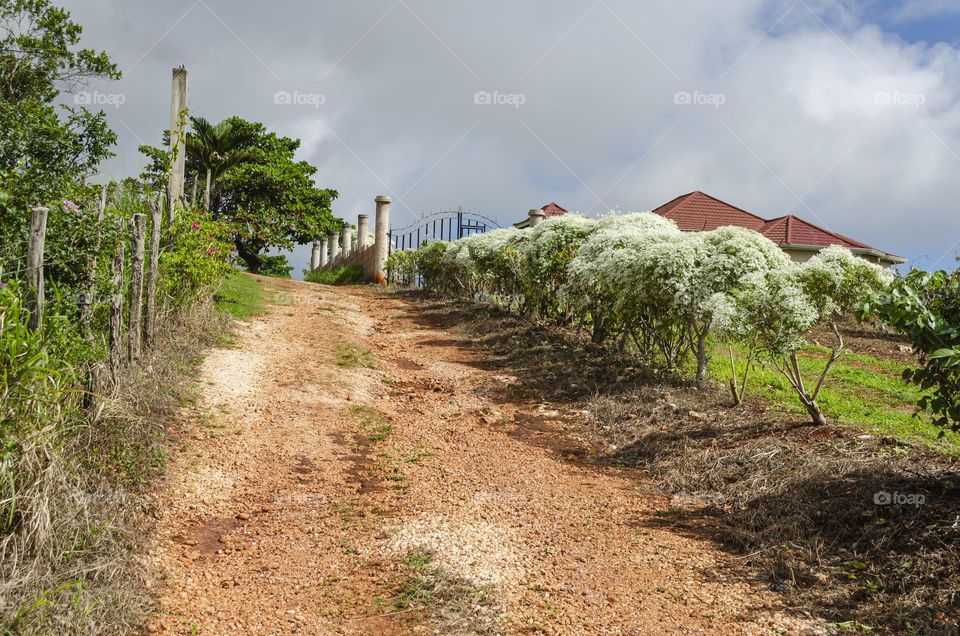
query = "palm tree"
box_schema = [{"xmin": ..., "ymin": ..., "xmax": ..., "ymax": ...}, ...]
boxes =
[{"xmin": 185, "ymin": 116, "xmax": 258, "ymax": 211}]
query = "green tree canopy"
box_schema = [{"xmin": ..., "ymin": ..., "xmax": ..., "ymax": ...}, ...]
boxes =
[{"xmin": 207, "ymin": 118, "xmax": 340, "ymax": 272}]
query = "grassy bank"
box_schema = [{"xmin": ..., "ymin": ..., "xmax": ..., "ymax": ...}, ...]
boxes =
[
  {"xmin": 0, "ymin": 276, "xmax": 267, "ymax": 634},
  {"xmin": 710, "ymin": 342, "xmax": 960, "ymax": 454}
]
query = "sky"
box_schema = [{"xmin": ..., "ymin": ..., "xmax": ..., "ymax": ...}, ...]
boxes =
[{"xmin": 59, "ymin": 0, "xmax": 960, "ymax": 276}]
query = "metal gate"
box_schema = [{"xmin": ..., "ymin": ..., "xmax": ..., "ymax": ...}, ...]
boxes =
[{"xmin": 388, "ymin": 207, "xmax": 501, "ymax": 253}]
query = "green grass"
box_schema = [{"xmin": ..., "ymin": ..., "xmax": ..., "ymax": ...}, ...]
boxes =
[
  {"xmin": 349, "ymin": 405, "xmax": 392, "ymax": 442},
  {"xmin": 334, "ymin": 343, "xmax": 377, "ymax": 369},
  {"xmin": 305, "ymin": 265, "xmax": 364, "ymax": 285},
  {"xmin": 710, "ymin": 342, "xmax": 960, "ymax": 454},
  {"xmin": 214, "ymin": 271, "xmax": 267, "ymax": 319}
]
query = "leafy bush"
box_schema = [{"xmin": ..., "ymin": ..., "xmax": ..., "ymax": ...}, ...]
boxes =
[
  {"xmin": 160, "ymin": 208, "xmax": 233, "ymax": 306},
  {"xmin": 386, "ymin": 249, "xmax": 418, "ymax": 286},
  {"xmin": 255, "ymin": 254, "xmax": 293, "ymax": 278},
  {"xmin": 304, "ymin": 265, "xmax": 364, "ymax": 285},
  {"xmin": 865, "ymin": 268, "xmax": 960, "ymax": 431}
]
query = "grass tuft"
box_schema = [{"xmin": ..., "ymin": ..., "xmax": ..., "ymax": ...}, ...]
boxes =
[{"xmin": 334, "ymin": 343, "xmax": 376, "ymax": 369}]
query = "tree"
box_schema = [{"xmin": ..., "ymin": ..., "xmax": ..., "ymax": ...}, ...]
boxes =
[
  {"xmin": 185, "ymin": 116, "xmax": 258, "ymax": 211},
  {"xmin": 0, "ymin": 0, "xmax": 118, "ymax": 209},
  {"xmin": 714, "ymin": 246, "xmax": 892, "ymax": 425},
  {"xmin": 211, "ymin": 119, "xmax": 339, "ymax": 273}
]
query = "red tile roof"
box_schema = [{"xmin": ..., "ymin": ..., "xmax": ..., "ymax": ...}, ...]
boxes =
[
  {"xmin": 651, "ymin": 191, "xmax": 902, "ymax": 261},
  {"xmin": 541, "ymin": 202, "xmax": 568, "ymax": 217},
  {"xmin": 651, "ymin": 191, "xmax": 766, "ymax": 232},
  {"xmin": 759, "ymin": 215, "xmax": 870, "ymax": 250}
]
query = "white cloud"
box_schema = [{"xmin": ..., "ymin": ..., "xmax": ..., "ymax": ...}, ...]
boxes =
[{"xmin": 60, "ymin": 0, "xmax": 960, "ymax": 274}]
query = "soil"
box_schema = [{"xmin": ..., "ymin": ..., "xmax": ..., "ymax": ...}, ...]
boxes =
[{"xmin": 142, "ymin": 278, "xmax": 828, "ymax": 635}]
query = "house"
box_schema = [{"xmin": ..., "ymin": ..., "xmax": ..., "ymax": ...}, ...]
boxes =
[
  {"xmin": 514, "ymin": 191, "xmax": 905, "ymax": 265},
  {"xmin": 513, "ymin": 202, "xmax": 569, "ymax": 229},
  {"xmin": 651, "ymin": 191, "xmax": 905, "ymax": 265}
]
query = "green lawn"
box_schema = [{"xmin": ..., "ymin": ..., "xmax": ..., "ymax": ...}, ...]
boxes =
[
  {"xmin": 709, "ymin": 342, "xmax": 960, "ymax": 454},
  {"xmin": 214, "ymin": 271, "xmax": 267, "ymax": 320}
]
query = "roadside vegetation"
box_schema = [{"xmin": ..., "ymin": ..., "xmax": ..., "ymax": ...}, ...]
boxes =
[
  {"xmin": 391, "ymin": 213, "xmax": 960, "ymax": 632},
  {"xmin": 0, "ymin": 2, "xmax": 328, "ymax": 632}
]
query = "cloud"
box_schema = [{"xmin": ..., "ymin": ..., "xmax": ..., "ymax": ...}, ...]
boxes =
[{"xmin": 60, "ymin": 0, "xmax": 960, "ymax": 275}]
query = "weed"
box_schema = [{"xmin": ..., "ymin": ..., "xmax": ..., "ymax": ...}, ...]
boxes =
[{"xmin": 334, "ymin": 343, "xmax": 377, "ymax": 369}]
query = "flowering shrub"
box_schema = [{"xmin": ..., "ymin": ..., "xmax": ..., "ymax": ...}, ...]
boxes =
[
  {"xmin": 713, "ymin": 247, "xmax": 892, "ymax": 423},
  {"xmin": 411, "ymin": 212, "xmax": 893, "ymax": 425},
  {"xmin": 522, "ymin": 215, "xmax": 597, "ymax": 321},
  {"xmin": 160, "ymin": 208, "xmax": 233, "ymax": 306}
]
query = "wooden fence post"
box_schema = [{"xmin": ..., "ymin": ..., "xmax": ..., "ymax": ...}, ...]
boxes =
[
  {"xmin": 26, "ymin": 206, "xmax": 49, "ymax": 331},
  {"xmin": 109, "ymin": 229, "xmax": 124, "ymax": 378},
  {"xmin": 145, "ymin": 197, "xmax": 162, "ymax": 350},
  {"xmin": 128, "ymin": 214, "xmax": 146, "ymax": 362},
  {"xmin": 79, "ymin": 186, "xmax": 108, "ymax": 340}
]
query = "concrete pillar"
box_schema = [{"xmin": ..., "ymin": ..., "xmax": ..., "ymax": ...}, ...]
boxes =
[
  {"xmin": 373, "ymin": 196, "xmax": 391, "ymax": 281},
  {"xmin": 329, "ymin": 231, "xmax": 340, "ymax": 264},
  {"xmin": 528, "ymin": 208, "xmax": 545, "ymax": 228},
  {"xmin": 319, "ymin": 237, "xmax": 329, "ymax": 268},
  {"xmin": 167, "ymin": 66, "xmax": 188, "ymax": 223},
  {"xmin": 357, "ymin": 214, "xmax": 370, "ymax": 250},
  {"xmin": 341, "ymin": 224, "xmax": 352, "ymax": 259},
  {"xmin": 310, "ymin": 242, "xmax": 320, "ymax": 271}
]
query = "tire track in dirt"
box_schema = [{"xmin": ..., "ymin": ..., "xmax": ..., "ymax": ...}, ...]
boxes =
[{"xmin": 144, "ymin": 278, "xmax": 825, "ymax": 635}]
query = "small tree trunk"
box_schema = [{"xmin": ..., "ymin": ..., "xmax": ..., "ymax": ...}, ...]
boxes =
[
  {"xmin": 128, "ymin": 214, "xmax": 146, "ymax": 363},
  {"xmin": 804, "ymin": 400, "xmax": 828, "ymax": 427},
  {"xmin": 26, "ymin": 206, "xmax": 49, "ymax": 331},
  {"xmin": 145, "ymin": 197, "xmax": 162, "ymax": 350},
  {"xmin": 204, "ymin": 168, "xmax": 212, "ymax": 212},
  {"xmin": 695, "ymin": 333, "xmax": 709, "ymax": 387}
]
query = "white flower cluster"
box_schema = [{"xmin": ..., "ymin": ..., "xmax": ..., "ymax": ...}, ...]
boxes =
[{"xmin": 422, "ymin": 211, "xmax": 893, "ymax": 380}]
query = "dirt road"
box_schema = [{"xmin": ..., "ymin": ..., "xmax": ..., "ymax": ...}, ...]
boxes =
[{"xmin": 144, "ymin": 277, "xmax": 821, "ymax": 635}]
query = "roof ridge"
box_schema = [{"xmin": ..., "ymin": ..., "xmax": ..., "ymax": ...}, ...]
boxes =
[{"xmin": 690, "ymin": 191, "xmax": 768, "ymax": 223}]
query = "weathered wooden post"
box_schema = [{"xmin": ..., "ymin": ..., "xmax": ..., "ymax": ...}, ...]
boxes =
[
  {"xmin": 341, "ymin": 223, "xmax": 353, "ymax": 260},
  {"xmin": 357, "ymin": 214, "xmax": 370, "ymax": 251},
  {"xmin": 373, "ymin": 196, "xmax": 391, "ymax": 282},
  {"xmin": 128, "ymin": 214, "xmax": 146, "ymax": 362},
  {"xmin": 109, "ymin": 229, "xmax": 125, "ymax": 378},
  {"xmin": 26, "ymin": 206, "xmax": 49, "ymax": 331},
  {"xmin": 319, "ymin": 237, "xmax": 329, "ymax": 268},
  {"xmin": 168, "ymin": 66, "xmax": 189, "ymax": 224},
  {"xmin": 527, "ymin": 208, "xmax": 545, "ymax": 228},
  {"xmin": 310, "ymin": 242, "xmax": 321, "ymax": 271},
  {"xmin": 145, "ymin": 197, "xmax": 162, "ymax": 349},
  {"xmin": 329, "ymin": 230, "xmax": 340, "ymax": 264}
]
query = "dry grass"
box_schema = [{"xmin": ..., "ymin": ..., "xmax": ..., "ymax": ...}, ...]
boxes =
[
  {"xmin": 0, "ymin": 303, "xmax": 229, "ymax": 635},
  {"xmin": 405, "ymin": 291, "xmax": 960, "ymax": 634}
]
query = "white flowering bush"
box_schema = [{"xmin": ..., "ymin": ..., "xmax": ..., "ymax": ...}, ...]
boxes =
[
  {"xmin": 562, "ymin": 213, "xmax": 679, "ymax": 343},
  {"xmin": 713, "ymin": 245, "xmax": 892, "ymax": 424},
  {"xmin": 522, "ymin": 215, "xmax": 597, "ymax": 321},
  {"xmin": 417, "ymin": 215, "xmax": 893, "ymax": 426}
]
